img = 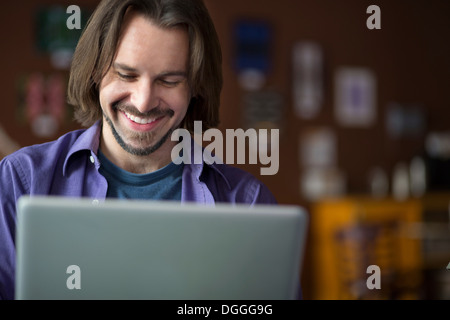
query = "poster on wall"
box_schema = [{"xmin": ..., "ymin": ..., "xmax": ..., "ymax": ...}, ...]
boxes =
[
  {"xmin": 233, "ymin": 20, "xmax": 272, "ymax": 91},
  {"xmin": 334, "ymin": 67, "xmax": 377, "ymax": 127},
  {"xmin": 17, "ymin": 72, "xmax": 69, "ymax": 138},
  {"xmin": 35, "ymin": 5, "xmax": 91, "ymax": 69}
]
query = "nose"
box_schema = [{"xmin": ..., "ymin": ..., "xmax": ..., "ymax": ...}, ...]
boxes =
[{"xmin": 130, "ymin": 79, "xmax": 159, "ymax": 114}]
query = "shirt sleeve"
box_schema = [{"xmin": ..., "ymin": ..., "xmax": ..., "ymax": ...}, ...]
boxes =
[{"xmin": 0, "ymin": 157, "xmax": 27, "ymax": 300}]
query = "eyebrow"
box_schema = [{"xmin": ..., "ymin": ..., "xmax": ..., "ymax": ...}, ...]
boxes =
[
  {"xmin": 113, "ymin": 62, "xmax": 187, "ymax": 78},
  {"xmin": 113, "ymin": 62, "xmax": 137, "ymax": 73}
]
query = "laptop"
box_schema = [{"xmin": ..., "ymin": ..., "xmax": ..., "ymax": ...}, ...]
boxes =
[{"xmin": 15, "ymin": 195, "xmax": 308, "ymax": 300}]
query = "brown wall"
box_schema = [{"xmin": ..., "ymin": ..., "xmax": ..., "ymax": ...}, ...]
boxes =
[{"xmin": 204, "ymin": 0, "xmax": 450, "ymax": 206}]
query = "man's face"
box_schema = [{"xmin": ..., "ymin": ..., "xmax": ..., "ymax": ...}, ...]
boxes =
[{"xmin": 99, "ymin": 12, "xmax": 190, "ymax": 157}]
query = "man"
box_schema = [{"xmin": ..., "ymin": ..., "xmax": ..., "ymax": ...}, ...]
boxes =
[{"xmin": 0, "ymin": 0, "xmax": 277, "ymax": 300}]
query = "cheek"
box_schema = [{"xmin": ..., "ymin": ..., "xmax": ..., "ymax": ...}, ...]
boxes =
[
  {"xmin": 162, "ymin": 87, "xmax": 191, "ymax": 113},
  {"xmin": 161, "ymin": 91, "xmax": 189, "ymax": 117},
  {"xmin": 99, "ymin": 81, "xmax": 127, "ymax": 109},
  {"xmin": 168, "ymin": 96, "xmax": 189, "ymax": 113}
]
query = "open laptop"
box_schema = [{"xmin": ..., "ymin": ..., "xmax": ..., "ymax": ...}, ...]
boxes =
[{"xmin": 15, "ymin": 195, "xmax": 308, "ymax": 300}]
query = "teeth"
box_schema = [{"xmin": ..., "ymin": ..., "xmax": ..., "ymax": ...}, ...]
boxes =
[{"xmin": 125, "ymin": 112, "xmax": 156, "ymax": 125}]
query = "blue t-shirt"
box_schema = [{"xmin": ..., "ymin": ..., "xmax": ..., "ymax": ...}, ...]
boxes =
[{"xmin": 98, "ymin": 150, "xmax": 184, "ymax": 201}]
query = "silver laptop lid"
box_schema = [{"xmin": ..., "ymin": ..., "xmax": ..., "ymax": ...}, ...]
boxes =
[{"xmin": 15, "ymin": 196, "xmax": 308, "ymax": 300}]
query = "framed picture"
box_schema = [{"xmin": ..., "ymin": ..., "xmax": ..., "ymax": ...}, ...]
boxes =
[{"xmin": 334, "ymin": 67, "xmax": 377, "ymax": 127}]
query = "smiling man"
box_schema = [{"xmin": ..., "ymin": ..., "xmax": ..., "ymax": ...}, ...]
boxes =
[{"xmin": 0, "ymin": 0, "xmax": 278, "ymax": 300}]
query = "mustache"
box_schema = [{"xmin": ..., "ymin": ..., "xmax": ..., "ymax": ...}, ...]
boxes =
[{"xmin": 112, "ymin": 100, "xmax": 174, "ymax": 118}]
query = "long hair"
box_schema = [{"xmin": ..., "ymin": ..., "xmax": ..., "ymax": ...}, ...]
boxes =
[{"xmin": 67, "ymin": 0, "xmax": 222, "ymax": 132}]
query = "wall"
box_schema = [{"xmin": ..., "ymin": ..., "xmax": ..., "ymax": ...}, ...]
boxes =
[{"xmin": 204, "ymin": 0, "xmax": 450, "ymax": 206}]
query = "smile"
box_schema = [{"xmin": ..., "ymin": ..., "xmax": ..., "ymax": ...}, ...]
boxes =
[{"xmin": 124, "ymin": 111, "xmax": 158, "ymax": 125}]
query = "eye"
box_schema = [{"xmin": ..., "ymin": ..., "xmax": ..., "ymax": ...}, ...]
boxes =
[
  {"xmin": 159, "ymin": 79, "xmax": 181, "ymax": 87},
  {"xmin": 117, "ymin": 72, "xmax": 136, "ymax": 81}
]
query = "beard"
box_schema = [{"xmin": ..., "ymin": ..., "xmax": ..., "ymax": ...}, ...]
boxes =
[{"xmin": 103, "ymin": 101, "xmax": 175, "ymax": 156}]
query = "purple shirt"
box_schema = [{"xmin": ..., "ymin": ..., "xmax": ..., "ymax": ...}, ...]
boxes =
[{"xmin": 0, "ymin": 121, "xmax": 277, "ymax": 300}]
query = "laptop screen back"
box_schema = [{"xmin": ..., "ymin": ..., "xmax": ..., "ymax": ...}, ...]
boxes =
[{"xmin": 15, "ymin": 196, "xmax": 308, "ymax": 300}]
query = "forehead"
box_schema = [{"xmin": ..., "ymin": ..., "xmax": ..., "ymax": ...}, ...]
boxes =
[{"xmin": 114, "ymin": 11, "xmax": 189, "ymax": 71}]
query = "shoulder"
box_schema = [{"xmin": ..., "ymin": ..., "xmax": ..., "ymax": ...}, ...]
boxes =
[
  {"xmin": 1, "ymin": 129, "xmax": 86, "ymax": 169},
  {"xmin": 0, "ymin": 128, "xmax": 92, "ymax": 189},
  {"xmin": 203, "ymin": 163, "xmax": 278, "ymax": 205}
]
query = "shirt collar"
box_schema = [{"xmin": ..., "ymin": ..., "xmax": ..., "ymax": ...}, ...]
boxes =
[
  {"xmin": 63, "ymin": 121, "xmax": 102, "ymax": 176},
  {"xmin": 186, "ymin": 138, "xmax": 232, "ymax": 191}
]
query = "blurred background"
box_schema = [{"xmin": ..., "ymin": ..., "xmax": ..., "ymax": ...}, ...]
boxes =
[{"xmin": 1, "ymin": 0, "xmax": 449, "ymax": 299}]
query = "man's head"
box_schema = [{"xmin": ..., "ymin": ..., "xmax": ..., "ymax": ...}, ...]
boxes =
[
  {"xmin": 99, "ymin": 11, "xmax": 191, "ymax": 157},
  {"xmin": 67, "ymin": 0, "xmax": 222, "ymax": 135}
]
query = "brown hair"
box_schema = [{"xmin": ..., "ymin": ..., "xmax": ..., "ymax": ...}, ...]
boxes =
[{"xmin": 67, "ymin": 0, "xmax": 222, "ymax": 132}]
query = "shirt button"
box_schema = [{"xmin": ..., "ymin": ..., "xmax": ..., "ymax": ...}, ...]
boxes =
[{"xmin": 90, "ymin": 155, "xmax": 95, "ymax": 164}]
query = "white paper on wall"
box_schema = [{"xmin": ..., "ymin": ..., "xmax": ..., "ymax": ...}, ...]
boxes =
[
  {"xmin": 292, "ymin": 42, "xmax": 323, "ymax": 119},
  {"xmin": 298, "ymin": 127, "xmax": 346, "ymax": 201},
  {"xmin": 300, "ymin": 167, "xmax": 346, "ymax": 202},
  {"xmin": 299, "ymin": 127, "xmax": 336, "ymax": 168}
]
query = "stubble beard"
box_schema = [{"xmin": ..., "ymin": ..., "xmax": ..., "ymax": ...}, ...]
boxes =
[{"xmin": 102, "ymin": 102, "xmax": 175, "ymax": 156}]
